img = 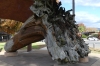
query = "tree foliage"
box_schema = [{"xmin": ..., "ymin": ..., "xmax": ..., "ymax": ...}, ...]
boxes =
[
  {"xmin": 0, "ymin": 19, "xmax": 23, "ymax": 34},
  {"xmin": 78, "ymin": 23, "xmax": 86, "ymax": 32}
]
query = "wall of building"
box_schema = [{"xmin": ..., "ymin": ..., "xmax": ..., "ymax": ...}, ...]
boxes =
[{"xmin": 0, "ymin": 32, "xmax": 11, "ymax": 42}]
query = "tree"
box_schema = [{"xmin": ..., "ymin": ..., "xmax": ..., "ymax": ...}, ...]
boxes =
[
  {"xmin": 0, "ymin": 19, "xmax": 23, "ymax": 34},
  {"xmin": 78, "ymin": 23, "xmax": 86, "ymax": 32}
]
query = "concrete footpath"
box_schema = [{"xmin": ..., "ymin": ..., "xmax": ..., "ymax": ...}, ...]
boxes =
[{"xmin": 0, "ymin": 50, "xmax": 100, "ymax": 66}]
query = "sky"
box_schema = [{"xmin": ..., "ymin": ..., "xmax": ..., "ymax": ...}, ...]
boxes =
[{"xmin": 60, "ymin": 0, "xmax": 100, "ymax": 28}]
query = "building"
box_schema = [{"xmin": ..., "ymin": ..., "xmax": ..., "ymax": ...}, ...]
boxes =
[
  {"xmin": 0, "ymin": 31, "xmax": 11, "ymax": 42},
  {"xmin": 85, "ymin": 27, "xmax": 99, "ymax": 32}
]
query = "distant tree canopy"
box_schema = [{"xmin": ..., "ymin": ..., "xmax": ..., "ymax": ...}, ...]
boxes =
[
  {"xmin": 0, "ymin": 19, "xmax": 23, "ymax": 34},
  {"xmin": 78, "ymin": 23, "xmax": 86, "ymax": 32}
]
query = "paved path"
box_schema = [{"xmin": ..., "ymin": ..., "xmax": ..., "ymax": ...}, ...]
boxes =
[{"xmin": 0, "ymin": 50, "xmax": 100, "ymax": 66}]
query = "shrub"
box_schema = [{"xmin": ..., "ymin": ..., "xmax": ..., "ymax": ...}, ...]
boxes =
[
  {"xmin": 82, "ymin": 34, "xmax": 87, "ymax": 38},
  {"xmin": 92, "ymin": 34, "xmax": 98, "ymax": 38}
]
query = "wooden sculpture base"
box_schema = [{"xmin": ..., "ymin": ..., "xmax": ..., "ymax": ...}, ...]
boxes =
[
  {"xmin": 79, "ymin": 56, "xmax": 89, "ymax": 63},
  {"xmin": 4, "ymin": 51, "xmax": 18, "ymax": 57}
]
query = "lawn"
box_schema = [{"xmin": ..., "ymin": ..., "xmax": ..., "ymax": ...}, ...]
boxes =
[
  {"xmin": 0, "ymin": 42, "xmax": 5, "ymax": 50},
  {"xmin": 1, "ymin": 42, "xmax": 100, "ymax": 54},
  {"xmin": 0, "ymin": 42, "xmax": 46, "ymax": 50},
  {"xmin": 89, "ymin": 47, "xmax": 100, "ymax": 54}
]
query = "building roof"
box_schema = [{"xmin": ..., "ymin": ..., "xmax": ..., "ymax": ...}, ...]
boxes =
[{"xmin": 0, "ymin": 31, "xmax": 8, "ymax": 35}]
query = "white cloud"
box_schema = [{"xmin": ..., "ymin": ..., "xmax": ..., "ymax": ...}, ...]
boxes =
[
  {"xmin": 86, "ymin": 23, "xmax": 100, "ymax": 28},
  {"xmin": 60, "ymin": 0, "xmax": 100, "ymax": 27},
  {"xmin": 75, "ymin": 11, "xmax": 100, "ymax": 23},
  {"xmin": 75, "ymin": 11, "xmax": 100, "ymax": 28},
  {"xmin": 61, "ymin": 0, "xmax": 100, "ymax": 7}
]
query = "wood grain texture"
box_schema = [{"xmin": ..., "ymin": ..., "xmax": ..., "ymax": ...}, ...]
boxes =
[{"xmin": 0, "ymin": 0, "xmax": 34, "ymax": 22}]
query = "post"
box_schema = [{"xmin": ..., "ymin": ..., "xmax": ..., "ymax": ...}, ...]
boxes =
[
  {"xmin": 2, "ymin": 36, "xmax": 3, "ymax": 42},
  {"xmin": 72, "ymin": 0, "xmax": 75, "ymax": 21},
  {"xmin": 93, "ymin": 43, "xmax": 95, "ymax": 49},
  {"xmin": 27, "ymin": 44, "xmax": 32, "ymax": 52}
]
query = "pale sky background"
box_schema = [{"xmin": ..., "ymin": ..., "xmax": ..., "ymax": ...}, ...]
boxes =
[{"xmin": 60, "ymin": 0, "xmax": 100, "ymax": 28}]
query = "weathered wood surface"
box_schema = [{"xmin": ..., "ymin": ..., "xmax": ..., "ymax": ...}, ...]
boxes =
[
  {"xmin": 0, "ymin": 0, "xmax": 33, "ymax": 22},
  {"xmin": 4, "ymin": 15, "xmax": 46, "ymax": 52},
  {"xmin": 30, "ymin": 0, "xmax": 90, "ymax": 63},
  {"xmin": 3, "ymin": 0, "xmax": 90, "ymax": 64}
]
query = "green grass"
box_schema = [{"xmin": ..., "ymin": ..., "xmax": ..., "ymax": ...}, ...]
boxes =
[
  {"xmin": 1, "ymin": 42, "xmax": 100, "ymax": 54},
  {"xmin": 0, "ymin": 42, "xmax": 5, "ymax": 50},
  {"xmin": 89, "ymin": 47, "xmax": 100, "ymax": 54},
  {"xmin": 0, "ymin": 42, "xmax": 46, "ymax": 51}
]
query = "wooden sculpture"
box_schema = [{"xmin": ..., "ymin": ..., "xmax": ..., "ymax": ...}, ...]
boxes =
[{"xmin": 0, "ymin": 0, "xmax": 90, "ymax": 64}]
